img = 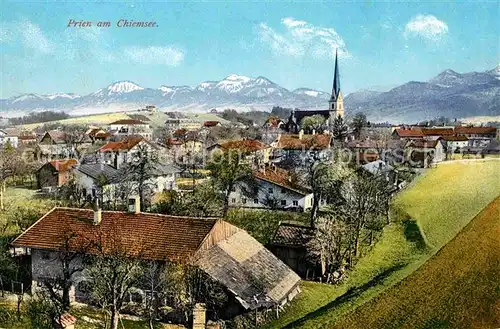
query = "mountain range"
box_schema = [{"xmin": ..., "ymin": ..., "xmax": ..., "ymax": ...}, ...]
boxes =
[{"xmin": 1, "ymin": 65, "xmax": 499, "ymax": 123}]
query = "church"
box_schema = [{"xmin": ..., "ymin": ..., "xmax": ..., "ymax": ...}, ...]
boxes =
[{"xmin": 285, "ymin": 50, "xmax": 344, "ymax": 133}]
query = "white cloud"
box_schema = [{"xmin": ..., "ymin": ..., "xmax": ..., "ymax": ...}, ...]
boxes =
[
  {"xmin": 405, "ymin": 14, "xmax": 448, "ymax": 41},
  {"xmin": 123, "ymin": 46, "xmax": 185, "ymax": 66},
  {"xmin": 257, "ymin": 17, "xmax": 348, "ymax": 59},
  {"xmin": 21, "ymin": 21, "xmax": 53, "ymax": 53}
]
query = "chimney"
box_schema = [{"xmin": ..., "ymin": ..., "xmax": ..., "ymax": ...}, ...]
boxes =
[
  {"xmin": 298, "ymin": 129, "xmax": 304, "ymax": 140},
  {"xmin": 93, "ymin": 199, "xmax": 102, "ymax": 225},
  {"xmin": 128, "ymin": 196, "xmax": 141, "ymax": 214}
]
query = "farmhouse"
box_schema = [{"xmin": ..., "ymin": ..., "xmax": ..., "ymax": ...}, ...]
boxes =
[
  {"xmin": 108, "ymin": 119, "xmax": 152, "ymax": 139},
  {"xmin": 406, "ymin": 139, "xmax": 446, "ymax": 166},
  {"xmin": 229, "ymin": 165, "xmax": 316, "ymax": 212},
  {"xmin": 0, "ymin": 128, "xmax": 19, "ymax": 148},
  {"xmin": 11, "ymin": 206, "xmax": 301, "ymax": 313},
  {"xmin": 37, "ymin": 159, "xmax": 78, "ymax": 190},
  {"xmin": 98, "ymin": 136, "xmax": 156, "ymax": 169}
]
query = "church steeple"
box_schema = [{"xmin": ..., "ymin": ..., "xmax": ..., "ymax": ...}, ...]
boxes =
[
  {"xmin": 328, "ymin": 49, "xmax": 344, "ymax": 119},
  {"xmin": 331, "ymin": 49, "xmax": 340, "ymax": 101}
]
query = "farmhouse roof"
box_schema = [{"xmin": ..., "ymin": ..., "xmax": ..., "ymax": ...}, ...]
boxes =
[
  {"xmin": 12, "ymin": 207, "xmax": 219, "ymax": 262},
  {"xmin": 195, "ymin": 230, "xmax": 301, "ymax": 310},
  {"xmin": 421, "ymin": 128, "xmax": 455, "ymax": 136},
  {"xmin": 44, "ymin": 130, "xmax": 67, "ymax": 144},
  {"xmin": 77, "ymin": 163, "xmax": 120, "ymax": 182},
  {"xmin": 442, "ymin": 135, "xmax": 468, "ymax": 141},
  {"xmin": 393, "ymin": 128, "xmax": 423, "ymax": 138},
  {"xmin": 220, "ymin": 139, "xmax": 268, "ymax": 152},
  {"xmin": 407, "ymin": 140, "xmax": 440, "ymax": 149},
  {"xmin": 203, "ymin": 121, "xmax": 219, "ymax": 127},
  {"xmin": 254, "ymin": 166, "xmax": 312, "ymax": 195},
  {"xmin": 454, "ymin": 126, "xmax": 497, "ymax": 135},
  {"xmin": 43, "ymin": 159, "xmax": 78, "ymax": 172},
  {"xmin": 271, "ymin": 223, "xmax": 314, "ymax": 248},
  {"xmin": 277, "ymin": 134, "xmax": 331, "ymax": 150},
  {"xmin": 99, "ymin": 136, "xmax": 146, "ymax": 152}
]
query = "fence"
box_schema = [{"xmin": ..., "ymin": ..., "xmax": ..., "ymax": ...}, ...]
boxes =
[{"xmin": 0, "ymin": 277, "xmax": 28, "ymax": 296}]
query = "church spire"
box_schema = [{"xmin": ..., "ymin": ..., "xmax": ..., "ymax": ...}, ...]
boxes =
[{"xmin": 331, "ymin": 49, "xmax": 340, "ymax": 101}]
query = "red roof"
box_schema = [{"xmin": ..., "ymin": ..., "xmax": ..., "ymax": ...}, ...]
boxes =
[
  {"xmin": 109, "ymin": 119, "xmax": 146, "ymax": 125},
  {"xmin": 203, "ymin": 121, "xmax": 220, "ymax": 127},
  {"xmin": 393, "ymin": 128, "xmax": 423, "ymax": 138},
  {"xmin": 277, "ymin": 134, "xmax": 331, "ymax": 150},
  {"xmin": 47, "ymin": 159, "xmax": 78, "ymax": 172},
  {"xmin": 87, "ymin": 129, "xmax": 110, "ymax": 139},
  {"xmin": 220, "ymin": 139, "xmax": 267, "ymax": 152},
  {"xmin": 454, "ymin": 126, "xmax": 497, "ymax": 135},
  {"xmin": 254, "ymin": 166, "xmax": 311, "ymax": 195},
  {"xmin": 12, "ymin": 208, "xmax": 219, "ymax": 262},
  {"xmin": 421, "ymin": 128, "xmax": 455, "ymax": 136},
  {"xmin": 18, "ymin": 135, "xmax": 37, "ymax": 141},
  {"xmin": 99, "ymin": 136, "xmax": 145, "ymax": 152}
]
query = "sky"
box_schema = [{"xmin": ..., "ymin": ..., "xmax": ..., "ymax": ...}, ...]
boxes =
[{"xmin": 0, "ymin": 1, "xmax": 498, "ymax": 99}]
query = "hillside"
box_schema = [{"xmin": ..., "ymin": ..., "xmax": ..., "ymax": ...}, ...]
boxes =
[
  {"xmin": 332, "ymin": 196, "xmax": 500, "ymax": 329},
  {"xmin": 1, "ymin": 66, "xmax": 499, "ymax": 123},
  {"xmin": 268, "ymin": 160, "xmax": 500, "ymax": 329}
]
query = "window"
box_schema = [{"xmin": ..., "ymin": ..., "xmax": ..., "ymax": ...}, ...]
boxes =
[
  {"xmin": 281, "ymin": 200, "xmax": 286, "ymax": 206},
  {"xmin": 41, "ymin": 251, "xmax": 51, "ymax": 260},
  {"xmin": 253, "ymin": 198, "xmax": 259, "ymax": 204},
  {"xmin": 281, "ymin": 188, "xmax": 286, "ymax": 194},
  {"xmin": 268, "ymin": 188, "xmax": 274, "ymax": 194},
  {"xmin": 242, "ymin": 198, "xmax": 247, "ymax": 204},
  {"xmin": 231, "ymin": 186, "xmax": 236, "ymax": 192},
  {"xmin": 293, "ymin": 200, "xmax": 299, "ymax": 206},
  {"xmin": 231, "ymin": 198, "xmax": 236, "ymax": 203}
]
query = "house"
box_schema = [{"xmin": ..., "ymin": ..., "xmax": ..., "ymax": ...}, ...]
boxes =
[
  {"xmin": 405, "ymin": 139, "xmax": 446, "ymax": 167},
  {"xmin": 98, "ymin": 136, "xmax": 156, "ymax": 169},
  {"xmin": 441, "ymin": 135, "xmax": 468, "ymax": 152},
  {"xmin": 74, "ymin": 162, "xmax": 180, "ymax": 201},
  {"xmin": 11, "ymin": 206, "xmax": 301, "ymax": 315},
  {"xmin": 272, "ymin": 132, "xmax": 332, "ymax": 166},
  {"xmin": 215, "ymin": 139, "xmax": 272, "ymax": 164},
  {"xmin": 18, "ymin": 134, "xmax": 38, "ymax": 146},
  {"xmin": 269, "ymin": 223, "xmax": 317, "ymax": 279},
  {"xmin": 454, "ymin": 126, "xmax": 497, "ymax": 147},
  {"xmin": 85, "ymin": 128, "xmax": 111, "ymax": 143},
  {"xmin": 35, "ymin": 131, "xmax": 75, "ymax": 162},
  {"xmin": 421, "ymin": 128, "xmax": 455, "ymax": 138},
  {"xmin": 39, "ymin": 130, "xmax": 67, "ymax": 145},
  {"xmin": 229, "ymin": 165, "xmax": 315, "ymax": 212},
  {"xmin": 37, "ymin": 159, "xmax": 78, "ymax": 190},
  {"xmin": 165, "ymin": 118, "xmax": 202, "ymax": 132},
  {"xmin": 361, "ymin": 160, "xmax": 398, "ymax": 188},
  {"xmin": 108, "ymin": 119, "xmax": 152, "ymax": 139},
  {"xmin": 0, "ymin": 128, "xmax": 19, "ymax": 148},
  {"xmin": 392, "ymin": 127, "xmax": 423, "ymax": 140}
]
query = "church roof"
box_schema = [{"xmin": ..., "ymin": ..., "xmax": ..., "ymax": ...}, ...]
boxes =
[{"xmin": 331, "ymin": 49, "xmax": 340, "ymax": 101}]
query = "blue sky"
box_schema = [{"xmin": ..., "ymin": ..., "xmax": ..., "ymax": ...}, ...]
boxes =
[{"xmin": 0, "ymin": 1, "xmax": 498, "ymax": 99}]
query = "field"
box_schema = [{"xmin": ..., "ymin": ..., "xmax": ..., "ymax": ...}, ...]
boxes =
[
  {"xmin": 332, "ymin": 196, "xmax": 500, "ymax": 329},
  {"xmin": 17, "ymin": 112, "xmax": 132, "ymax": 130},
  {"xmin": 267, "ymin": 159, "xmax": 500, "ymax": 328}
]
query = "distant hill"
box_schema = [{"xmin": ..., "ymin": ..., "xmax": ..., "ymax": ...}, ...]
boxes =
[
  {"xmin": 345, "ymin": 65, "xmax": 500, "ymax": 123},
  {"xmin": 1, "ymin": 65, "xmax": 499, "ymax": 123}
]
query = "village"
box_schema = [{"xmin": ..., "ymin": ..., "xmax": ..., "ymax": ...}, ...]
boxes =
[{"xmin": 0, "ymin": 53, "xmax": 499, "ymax": 329}]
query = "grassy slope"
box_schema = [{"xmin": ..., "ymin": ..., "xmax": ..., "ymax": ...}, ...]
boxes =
[
  {"xmin": 16, "ymin": 112, "xmax": 132, "ymax": 130},
  {"xmin": 268, "ymin": 160, "xmax": 500, "ymax": 329},
  {"xmin": 332, "ymin": 196, "xmax": 500, "ymax": 329}
]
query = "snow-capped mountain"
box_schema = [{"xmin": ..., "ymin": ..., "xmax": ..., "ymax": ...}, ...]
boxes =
[
  {"xmin": 293, "ymin": 88, "xmax": 331, "ymax": 100},
  {"xmin": 1, "ymin": 66, "xmax": 499, "ymax": 122}
]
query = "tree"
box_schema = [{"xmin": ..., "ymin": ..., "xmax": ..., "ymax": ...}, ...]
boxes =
[
  {"xmin": 336, "ymin": 171, "xmax": 391, "ymax": 263},
  {"xmin": 331, "ymin": 115, "xmax": 348, "ymax": 143},
  {"xmin": 308, "ymin": 156, "xmax": 353, "ymax": 227},
  {"xmin": 124, "ymin": 144, "xmax": 160, "ymax": 211},
  {"xmin": 308, "ymin": 214, "xmax": 349, "ymax": 280},
  {"xmin": 301, "ymin": 115, "xmax": 326, "ymax": 134},
  {"xmin": 85, "ymin": 248, "xmax": 143, "ymax": 329},
  {"xmin": 40, "ymin": 230, "xmax": 90, "ymax": 311},
  {"xmin": 351, "ymin": 112, "xmax": 367, "ymax": 138},
  {"xmin": 0, "ymin": 147, "xmax": 18, "ymax": 210},
  {"xmin": 140, "ymin": 261, "xmax": 167, "ymax": 329},
  {"xmin": 206, "ymin": 151, "xmax": 257, "ymax": 217}
]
